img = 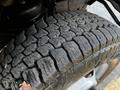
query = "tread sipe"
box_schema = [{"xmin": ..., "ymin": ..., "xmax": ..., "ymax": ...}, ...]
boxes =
[{"xmin": 0, "ymin": 11, "xmax": 120, "ymax": 90}]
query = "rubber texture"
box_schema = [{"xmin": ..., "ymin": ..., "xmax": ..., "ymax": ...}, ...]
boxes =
[{"xmin": 0, "ymin": 11, "xmax": 120, "ymax": 90}]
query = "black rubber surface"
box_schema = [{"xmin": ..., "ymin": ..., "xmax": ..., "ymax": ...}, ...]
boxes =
[{"xmin": 0, "ymin": 11, "xmax": 120, "ymax": 90}]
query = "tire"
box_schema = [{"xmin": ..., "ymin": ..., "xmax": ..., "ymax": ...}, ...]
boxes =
[{"xmin": 0, "ymin": 11, "xmax": 120, "ymax": 90}]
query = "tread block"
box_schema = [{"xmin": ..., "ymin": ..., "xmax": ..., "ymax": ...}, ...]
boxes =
[
  {"xmin": 23, "ymin": 52, "xmax": 41, "ymax": 67},
  {"xmin": 109, "ymin": 26, "xmax": 120, "ymax": 41},
  {"xmin": 12, "ymin": 54, "xmax": 24, "ymax": 67},
  {"xmin": 4, "ymin": 74, "xmax": 14, "ymax": 82},
  {"xmin": 96, "ymin": 22, "xmax": 104, "ymax": 28},
  {"xmin": 70, "ymin": 27, "xmax": 83, "ymax": 36},
  {"xmin": 22, "ymin": 68, "xmax": 41, "ymax": 87},
  {"xmin": 54, "ymin": 13, "xmax": 65, "ymax": 20},
  {"xmin": 50, "ymin": 48, "xmax": 70, "ymax": 71},
  {"xmin": 113, "ymin": 28, "xmax": 120, "ymax": 41},
  {"xmin": 69, "ymin": 21, "xmax": 78, "ymax": 28},
  {"xmin": 37, "ymin": 57, "xmax": 57, "ymax": 82},
  {"xmin": 4, "ymin": 54, "xmax": 12, "ymax": 64},
  {"xmin": 46, "ymin": 16, "xmax": 57, "ymax": 24},
  {"xmin": 35, "ymin": 29, "xmax": 48, "ymax": 38},
  {"xmin": 60, "ymin": 25, "xmax": 70, "ymax": 32},
  {"xmin": 92, "ymin": 30, "xmax": 107, "ymax": 49},
  {"xmin": 11, "ymin": 45, "xmax": 24, "ymax": 57},
  {"xmin": 105, "ymin": 27, "xmax": 118, "ymax": 43},
  {"xmin": 46, "ymin": 24, "xmax": 59, "ymax": 33},
  {"xmin": 74, "ymin": 36, "xmax": 92, "ymax": 58},
  {"xmin": 63, "ymin": 41, "xmax": 83, "ymax": 63},
  {"xmin": 48, "ymin": 30, "xmax": 60, "ymax": 39},
  {"xmin": 23, "ymin": 43, "xmax": 37, "ymax": 55},
  {"xmin": 61, "ymin": 12, "xmax": 72, "ymax": 19},
  {"xmin": 88, "ymin": 23, "xmax": 98, "ymax": 30},
  {"xmin": 83, "ymin": 32, "xmax": 100, "ymax": 53},
  {"xmin": 49, "ymin": 37, "xmax": 65, "ymax": 48},
  {"xmin": 56, "ymin": 19, "xmax": 68, "ymax": 26},
  {"xmin": 11, "ymin": 63, "xmax": 27, "ymax": 79},
  {"xmin": 61, "ymin": 31, "xmax": 75, "ymax": 41},
  {"xmin": 23, "ymin": 36, "xmax": 37, "ymax": 47},
  {"xmin": 38, "ymin": 36, "xmax": 49, "ymax": 46},
  {"xmin": 37, "ymin": 43, "xmax": 54, "ymax": 56},
  {"xmin": 35, "ymin": 18, "xmax": 47, "ymax": 29},
  {"xmin": 2, "ymin": 65, "xmax": 11, "ymax": 77},
  {"xmin": 79, "ymin": 24, "xmax": 92, "ymax": 32},
  {"xmin": 76, "ymin": 18, "xmax": 86, "ymax": 25},
  {"xmin": 99, "ymin": 28, "xmax": 113, "ymax": 46}
]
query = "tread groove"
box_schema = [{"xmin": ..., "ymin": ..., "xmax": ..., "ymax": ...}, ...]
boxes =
[
  {"xmin": 97, "ymin": 29, "xmax": 109, "ymax": 46},
  {"xmin": 82, "ymin": 34, "xmax": 94, "ymax": 53},
  {"xmin": 43, "ymin": 16, "xmax": 49, "ymax": 28},
  {"xmin": 72, "ymin": 39, "xmax": 85, "ymax": 59},
  {"xmin": 49, "ymin": 52, "xmax": 60, "ymax": 72},
  {"xmin": 35, "ymin": 61, "xmax": 45, "ymax": 84},
  {"xmin": 61, "ymin": 44, "xmax": 73, "ymax": 64},
  {"xmin": 91, "ymin": 31, "xmax": 101, "ymax": 49}
]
